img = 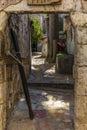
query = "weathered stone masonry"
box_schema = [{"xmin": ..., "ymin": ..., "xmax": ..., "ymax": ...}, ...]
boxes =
[
  {"xmin": 0, "ymin": 0, "xmax": 87, "ymax": 130},
  {"xmin": 71, "ymin": 13, "xmax": 87, "ymax": 130},
  {"xmin": 0, "ymin": 12, "xmax": 31, "ymax": 130}
]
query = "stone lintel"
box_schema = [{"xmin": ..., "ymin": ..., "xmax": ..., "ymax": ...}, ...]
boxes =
[{"xmin": 4, "ymin": 0, "xmax": 74, "ymax": 13}]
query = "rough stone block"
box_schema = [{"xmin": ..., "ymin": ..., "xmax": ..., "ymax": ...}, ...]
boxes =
[
  {"xmin": 0, "ymin": 119, "xmax": 3, "ymax": 130},
  {"xmin": 75, "ymin": 123, "xmax": 87, "ymax": 130},
  {"xmin": 0, "ymin": 0, "xmax": 22, "ymax": 11},
  {"xmin": 75, "ymin": 95, "xmax": 87, "ymax": 122},
  {"xmin": 82, "ymin": 0, "xmax": 87, "ymax": 13},
  {"xmin": 71, "ymin": 12, "xmax": 87, "ymax": 27},
  {"xmin": 75, "ymin": 67, "xmax": 87, "ymax": 95},
  {"xmin": 0, "ymin": 83, "xmax": 7, "ymax": 104},
  {"xmin": 0, "ymin": 12, "xmax": 8, "ymax": 32},
  {"xmin": 0, "ymin": 103, "xmax": 6, "ymax": 130},
  {"xmin": 75, "ymin": 95, "xmax": 87, "ymax": 130},
  {"xmin": 75, "ymin": 81, "xmax": 87, "ymax": 96},
  {"xmin": 75, "ymin": 45, "xmax": 87, "ymax": 66},
  {"xmin": 75, "ymin": 0, "xmax": 82, "ymax": 12},
  {"xmin": 75, "ymin": 67, "xmax": 87, "ymax": 79},
  {"xmin": 76, "ymin": 27, "xmax": 87, "ymax": 45}
]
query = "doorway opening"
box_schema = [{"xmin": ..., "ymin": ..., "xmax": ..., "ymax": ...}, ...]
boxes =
[
  {"xmin": 5, "ymin": 13, "xmax": 75, "ymax": 130},
  {"xmin": 28, "ymin": 13, "xmax": 75, "ymax": 87}
]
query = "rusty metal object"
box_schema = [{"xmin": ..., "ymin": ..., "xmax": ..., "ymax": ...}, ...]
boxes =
[
  {"xmin": 0, "ymin": 0, "xmax": 22, "ymax": 11},
  {"xmin": 10, "ymin": 29, "xmax": 34, "ymax": 120},
  {"xmin": 27, "ymin": 0, "xmax": 62, "ymax": 5}
]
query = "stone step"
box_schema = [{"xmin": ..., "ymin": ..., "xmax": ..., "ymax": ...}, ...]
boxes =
[{"xmin": 28, "ymin": 82, "xmax": 74, "ymax": 89}]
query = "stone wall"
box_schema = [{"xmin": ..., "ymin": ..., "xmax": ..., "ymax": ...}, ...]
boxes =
[
  {"xmin": 71, "ymin": 13, "xmax": 87, "ymax": 130},
  {"xmin": 0, "ymin": 0, "xmax": 87, "ymax": 13},
  {"xmin": 74, "ymin": 27, "xmax": 87, "ymax": 130},
  {"xmin": 0, "ymin": 12, "xmax": 8, "ymax": 130},
  {"xmin": 9, "ymin": 14, "xmax": 31, "ymax": 78},
  {"xmin": 0, "ymin": 13, "xmax": 31, "ymax": 130},
  {"xmin": 0, "ymin": 0, "xmax": 87, "ymax": 130}
]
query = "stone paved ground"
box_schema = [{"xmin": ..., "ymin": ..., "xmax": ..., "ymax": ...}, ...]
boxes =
[
  {"xmin": 28, "ymin": 53, "xmax": 74, "ymax": 85},
  {"xmin": 7, "ymin": 88, "xmax": 74, "ymax": 130},
  {"xmin": 7, "ymin": 53, "xmax": 74, "ymax": 130}
]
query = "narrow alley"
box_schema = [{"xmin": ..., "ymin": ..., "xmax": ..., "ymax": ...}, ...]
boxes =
[
  {"xmin": 7, "ymin": 53, "xmax": 74, "ymax": 130},
  {"xmin": 28, "ymin": 53, "xmax": 74, "ymax": 87}
]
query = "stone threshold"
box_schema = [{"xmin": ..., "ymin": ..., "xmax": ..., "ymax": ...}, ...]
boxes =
[{"xmin": 28, "ymin": 82, "xmax": 74, "ymax": 89}]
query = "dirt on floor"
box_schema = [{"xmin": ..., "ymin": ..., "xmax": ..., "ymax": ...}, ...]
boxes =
[
  {"xmin": 7, "ymin": 53, "xmax": 74, "ymax": 130},
  {"xmin": 7, "ymin": 88, "xmax": 74, "ymax": 130},
  {"xmin": 28, "ymin": 53, "xmax": 74, "ymax": 85}
]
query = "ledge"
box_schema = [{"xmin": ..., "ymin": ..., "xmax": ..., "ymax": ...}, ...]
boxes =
[{"xmin": 4, "ymin": 0, "xmax": 74, "ymax": 13}]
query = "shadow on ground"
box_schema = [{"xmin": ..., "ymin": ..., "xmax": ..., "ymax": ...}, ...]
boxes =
[{"xmin": 7, "ymin": 88, "xmax": 74, "ymax": 130}]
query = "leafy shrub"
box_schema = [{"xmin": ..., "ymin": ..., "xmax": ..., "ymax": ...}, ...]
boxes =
[{"xmin": 31, "ymin": 18, "xmax": 43, "ymax": 45}]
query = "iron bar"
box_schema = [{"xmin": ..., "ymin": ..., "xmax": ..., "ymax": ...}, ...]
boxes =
[{"xmin": 10, "ymin": 29, "xmax": 34, "ymax": 120}]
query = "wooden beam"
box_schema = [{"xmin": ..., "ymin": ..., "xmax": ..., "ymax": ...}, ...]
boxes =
[{"xmin": 10, "ymin": 29, "xmax": 34, "ymax": 120}]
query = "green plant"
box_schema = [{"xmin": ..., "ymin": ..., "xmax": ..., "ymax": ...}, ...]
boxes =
[
  {"xmin": 43, "ymin": 14, "xmax": 49, "ymax": 17},
  {"xmin": 56, "ymin": 52, "xmax": 67, "ymax": 57},
  {"xmin": 31, "ymin": 18, "xmax": 43, "ymax": 45}
]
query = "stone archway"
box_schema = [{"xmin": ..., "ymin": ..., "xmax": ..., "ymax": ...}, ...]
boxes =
[{"xmin": 0, "ymin": 0, "xmax": 87, "ymax": 130}]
